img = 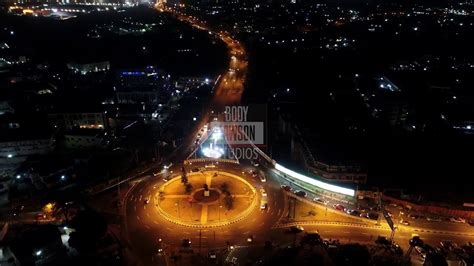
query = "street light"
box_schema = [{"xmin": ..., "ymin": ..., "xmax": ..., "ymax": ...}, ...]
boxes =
[
  {"xmin": 175, "ymin": 202, "xmax": 180, "ymax": 217},
  {"xmin": 219, "ymin": 205, "xmax": 223, "ymax": 221}
]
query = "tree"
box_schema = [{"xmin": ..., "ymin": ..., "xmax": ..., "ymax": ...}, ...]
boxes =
[
  {"xmin": 68, "ymin": 209, "xmax": 108, "ymax": 255},
  {"xmin": 332, "ymin": 243, "xmax": 370, "ymax": 266},
  {"xmin": 220, "ymin": 182, "xmax": 229, "ymax": 194},
  {"xmin": 300, "ymin": 233, "xmax": 322, "ymax": 250},
  {"xmin": 185, "ymin": 183, "xmax": 193, "ymax": 194},
  {"xmin": 181, "ymin": 172, "xmax": 188, "ymax": 184},
  {"xmin": 224, "ymin": 195, "xmax": 233, "ymax": 210}
]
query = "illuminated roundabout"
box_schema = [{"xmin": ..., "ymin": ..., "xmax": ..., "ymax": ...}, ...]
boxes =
[{"xmin": 154, "ymin": 170, "xmax": 258, "ymax": 228}]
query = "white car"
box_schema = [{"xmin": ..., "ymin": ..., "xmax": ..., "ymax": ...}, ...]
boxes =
[
  {"xmin": 259, "ymin": 175, "xmax": 266, "ymax": 183},
  {"xmin": 163, "ymin": 163, "xmax": 173, "ymax": 170},
  {"xmin": 260, "ymin": 188, "xmax": 267, "ymax": 197}
]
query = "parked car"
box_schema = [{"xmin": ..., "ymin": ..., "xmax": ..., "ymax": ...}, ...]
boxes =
[
  {"xmin": 260, "ymin": 188, "xmax": 267, "ymax": 197},
  {"xmin": 313, "ymin": 197, "xmax": 327, "ymax": 205},
  {"xmin": 367, "ymin": 212, "xmax": 380, "ymax": 220},
  {"xmin": 333, "ymin": 204, "xmax": 345, "ymax": 212},
  {"xmin": 415, "ymin": 246, "xmax": 427, "ymax": 258},
  {"xmin": 259, "ymin": 174, "xmax": 266, "ymax": 183},
  {"xmin": 281, "ymin": 185, "xmax": 292, "ymax": 192},
  {"xmin": 294, "ymin": 190, "xmax": 307, "ymax": 198},
  {"xmin": 449, "ymin": 217, "xmax": 466, "ymax": 223},
  {"xmin": 440, "ymin": 240, "xmax": 457, "ymax": 250},
  {"xmin": 426, "ymin": 216, "xmax": 442, "ymax": 222},
  {"xmin": 347, "ymin": 209, "xmax": 361, "ymax": 216}
]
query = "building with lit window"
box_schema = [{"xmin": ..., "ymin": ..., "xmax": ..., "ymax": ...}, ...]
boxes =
[
  {"xmin": 67, "ymin": 61, "xmax": 110, "ymax": 75},
  {"xmin": 48, "ymin": 105, "xmax": 108, "ymax": 130}
]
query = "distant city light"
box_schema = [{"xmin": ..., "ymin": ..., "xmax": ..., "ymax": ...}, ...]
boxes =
[
  {"xmin": 193, "ymin": 117, "xmax": 197, "ymax": 121},
  {"xmin": 61, "ymin": 175, "xmax": 66, "ymax": 180},
  {"xmin": 16, "ymin": 175, "xmax": 21, "ymax": 179},
  {"xmin": 35, "ymin": 250, "xmax": 42, "ymax": 256},
  {"xmin": 7, "ymin": 154, "xmax": 13, "ymax": 158}
]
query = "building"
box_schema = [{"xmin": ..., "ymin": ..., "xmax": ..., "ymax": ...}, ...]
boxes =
[
  {"xmin": 0, "ymin": 127, "xmax": 53, "ymax": 173},
  {"xmin": 116, "ymin": 66, "xmax": 172, "ymax": 105},
  {"xmin": 64, "ymin": 128, "xmax": 105, "ymax": 149},
  {"xmin": 358, "ymin": 76, "xmax": 408, "ymax": 126},
  {"xmin": 67, "ymin": 61, "xmax": 110, "ymax": 75},
  {"xmin": 175, "ymin": 77, "xmax": 211, "ymax": 90},
  {"xmin": 14, "ymin": 154, "xmax": 75, "ymax": 190},
  {"xmin": 276, "ymin": 105, "xmax": 367, "ymax": 185},
  {"xmin": 48, "ymin": 105, "xmax": 108, "ymax": 130},
  {"xmin": 291, "ymin": 127, "xmax": 368, "ymax": 184}
]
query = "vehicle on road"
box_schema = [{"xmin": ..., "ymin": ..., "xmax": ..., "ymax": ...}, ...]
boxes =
[
  {"xmin": 281, "ymin": 185, "xmax": 292, "ymax": 192},
  {"xmin": 426, "ymin": 216, "xmax": 442, "ymax": 222},
  {"xmin": 36, "ymin": 213, "xmax": 47, "ymax": 220},
  {"xmin": 260, "ymin": 203, "xmax": 268, "ymax": 211},
  {"xmin": 260, "ymin": 188, "xmax": 267, "ymax": 197},
  {"xmin": 333, "ymin": 204, "xmax": 345, "ymax": 212},
  {"xmin": 440, "ymin": 240, "xmax": 457, "ymax": 250},
  {"xmin": 251, "ymin": 160, "xmax": 259, "ymax": 167},
  {"xmin": 153, "ymin": 170, "xmax": 160, "ymax": 176},
  {"xmin": 191, "ymin": 167, "xmax": 200, "ymax": 172},
  {"xmin": 449, "ymin": 217, "xmax": 466, "ymax": 223},
  {"xmin": 144, "ymin": 199, "xmax": 150, "ymax": 204},
  {"xmin": 250, "ymin": 170, "xmax": 258, "ymax": 178},
  {"xmin": 294, "ymin": 190, "xmax": 307, "ymax": 198},
  {"xmin": 182, "ymin": 239, "xmax": 192, "ymax": 248},
  {"xmin": 313, "ymin": 197, "xmax": 327, "ymax": 205},
  {"xmin": 401, "ymin": 220, "xmax": 410, "ymax": 226},
  {"xmin": 287, "ymin": 225, "xmax": 304, "ymax": 233},
  {"xmin": 347, "ymin": 209, "xmax": 360, "ymax": 216},
  {"xmin": 366, "ymin": 212, "xmax": 380, "ymax": 220},
  {"xmin": 205, "ymin": 164, "xmax": 216, "ymax": 168},
  {"xmin": 259, "ymin": 174, "xmax": 266, "ymax": 183},
  {"xmin": 12, "ymin": 205, "xmax": 24, "ymax": 216},
  {"xmin": 415, "ymin": 246, "xmax": 427, "ymax": 258}
]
